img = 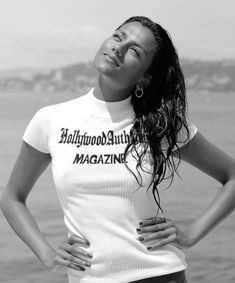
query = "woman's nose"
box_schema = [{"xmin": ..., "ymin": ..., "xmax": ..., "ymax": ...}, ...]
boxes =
[{"xmin": 112, "ymin": 45, "xmax": 123, "ymax": 58}]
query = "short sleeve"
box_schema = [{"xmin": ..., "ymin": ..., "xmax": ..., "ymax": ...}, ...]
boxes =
[
  {"xmin": 161, "ymin": 121, "xmax": 198, "ymax": 152},
  {"xmin": 175, "ymin": 122, "xmax": 198, "ymax": 150},
  {"xmin": 22, "ymin": 107, "xmax": 51, "ymax": 154}
]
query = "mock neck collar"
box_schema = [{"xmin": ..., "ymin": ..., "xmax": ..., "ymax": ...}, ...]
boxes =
[{"xmin": 86, "ymin": 87, "xmax": 134, "ymax": 119}]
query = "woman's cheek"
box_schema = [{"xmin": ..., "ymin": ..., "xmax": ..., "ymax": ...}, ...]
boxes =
[{"xmin": 121, "ymin": 62, "xmax": 144, "ymax": 83}]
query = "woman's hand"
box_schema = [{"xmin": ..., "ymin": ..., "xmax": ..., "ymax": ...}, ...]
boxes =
[
  {"xmin": 136, "ymin": 216, "xmax": 194, "ymax": 251},
  {"xmin": 43, "ymin": 235, "xmax": 93, "ymax": 272}
]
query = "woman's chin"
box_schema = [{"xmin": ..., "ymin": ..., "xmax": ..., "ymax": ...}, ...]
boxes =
[{"xmin": 93, "ymin": 61, "xmax": 116, "ymax": 76}]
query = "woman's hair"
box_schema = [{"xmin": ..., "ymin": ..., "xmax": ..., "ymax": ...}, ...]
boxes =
[{"xmin": 118, "ymin": 16, "xmax": 190, "ymax": 215}]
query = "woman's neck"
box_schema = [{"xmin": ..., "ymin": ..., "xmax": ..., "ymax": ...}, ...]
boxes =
[{"xmin": 93, "ymin": 76, "xmax": 132, "ymax": 102}]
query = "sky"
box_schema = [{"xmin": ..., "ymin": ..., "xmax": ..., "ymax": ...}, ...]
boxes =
[{"xmin": 0, "ymin": 0, "xmax": 234, "ymax": 70}]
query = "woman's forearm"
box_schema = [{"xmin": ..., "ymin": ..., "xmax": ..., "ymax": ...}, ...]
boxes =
[
  {"xmin": 189, "ymin": 178, "xmax": 235, "ymax": 245},
  {"xmin": 0, "ymin": 195, "xmax": 55, "ymax": 265}
]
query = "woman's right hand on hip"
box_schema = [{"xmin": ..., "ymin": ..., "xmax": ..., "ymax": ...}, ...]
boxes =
[{"xmin": 43, "ymin": 235, "xmax": 93, "ymax": 272}]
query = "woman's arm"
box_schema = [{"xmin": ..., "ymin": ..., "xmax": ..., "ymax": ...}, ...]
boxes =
[
  {"xmin": 136, "ymin": 131, "xmax": 235, "ymax": 249},
  {"xmin": 0, "ymin": 141, "xmax": 55, "ymax": 264},
  {"xmin": 173, "ymin": 130, "xmax": 235, "ymax": 245},
  {"xmin": 1, "ymin": 141, "xmax": 93, "ymax": 271}
]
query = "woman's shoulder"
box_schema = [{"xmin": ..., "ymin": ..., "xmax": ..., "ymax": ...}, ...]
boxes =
[
  {"xmin": 161, "ymin": 119, "xmax": 198, "ymax": 152},
  {"xmin": 35, "ymin": 92, "xmax": 89, "ymax": 118}
]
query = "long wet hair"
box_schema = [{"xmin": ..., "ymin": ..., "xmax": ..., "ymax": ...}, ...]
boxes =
[{"xmin": 118, "ymin": 16, "xmax": 190, "ymax": 215}]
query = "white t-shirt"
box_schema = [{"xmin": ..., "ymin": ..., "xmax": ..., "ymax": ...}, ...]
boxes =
[{"xmin": 23, "ymin": 87, "xmax": 198, "ymax": 283}]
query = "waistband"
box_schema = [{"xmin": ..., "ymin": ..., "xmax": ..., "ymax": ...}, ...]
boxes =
[{"xmin": 129, "ymin": 270, "xmax": 187, "ymax": 283}]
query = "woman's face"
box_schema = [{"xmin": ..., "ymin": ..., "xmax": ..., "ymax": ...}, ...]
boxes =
[{"xmin": 92, "ymin": 21, "xmax": 157, "ymax": 88}]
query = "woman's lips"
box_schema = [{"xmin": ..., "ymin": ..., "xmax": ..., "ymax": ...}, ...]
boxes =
[{"xmin": 103, "ymin": 53, "xmax": 120, "ymax": 67}]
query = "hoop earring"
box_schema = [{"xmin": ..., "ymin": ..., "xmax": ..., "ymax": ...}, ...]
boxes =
[{"xmin": 135, "ymin": 86, "xmax": 144, "ymax": 98}]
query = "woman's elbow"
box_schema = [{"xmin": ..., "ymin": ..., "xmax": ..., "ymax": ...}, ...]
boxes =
[
  {"xmin": 0, "ymin": 188, "xmax": 11, "ymax": 212},
  {"xmin": 227, "ymin": 170, "xmax": 235, "ymax": 185},
  {"xmin": 221, "ymin": 165, "xmax": 235, "ymax": 187},
  {"xmin": 0, "ymin": 186, "xmax": 24, "ymax": 212}
]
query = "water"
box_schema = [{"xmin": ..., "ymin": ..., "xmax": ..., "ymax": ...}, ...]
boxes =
[{"xmin": 1, "ymin": 90, "xmax": 235, "ymax": 283}]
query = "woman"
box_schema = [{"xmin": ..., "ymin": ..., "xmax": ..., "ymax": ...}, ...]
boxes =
[{"xmin": 1, "ymin": 16, "xmax": 235, "ymax": 283}]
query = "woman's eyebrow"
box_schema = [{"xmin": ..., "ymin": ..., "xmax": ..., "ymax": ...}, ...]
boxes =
[{"xmin": 118, "ymin": 30, "xmax": 148, "ymax": 56}]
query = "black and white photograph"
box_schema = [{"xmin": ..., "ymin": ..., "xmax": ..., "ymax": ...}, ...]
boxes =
[{"xmin": 0, "ymin": 1, "xmax": 235, "ymax": 282}]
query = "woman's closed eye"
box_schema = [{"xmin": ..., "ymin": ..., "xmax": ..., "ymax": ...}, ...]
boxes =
[
  {"xmin": 130, "ymin": 47, "xmax": 140, "ymax": 57},
  {"xmin": 113, "ymin": 33, "xmax": 122, "ymax": 41}
]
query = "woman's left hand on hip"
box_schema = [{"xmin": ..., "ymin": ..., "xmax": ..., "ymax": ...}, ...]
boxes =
[{"xmin": 136, "ymin": 216, "xmax": 193, "ymax": 251}]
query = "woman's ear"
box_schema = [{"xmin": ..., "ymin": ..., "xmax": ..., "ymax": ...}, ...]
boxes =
[
  {"xmin": 137, "ymin": 74, "xmax": 152, "ymax": 89},
  {"xmin": 143, "ymin": 73, "xmax": 152, "ymax": 88}
]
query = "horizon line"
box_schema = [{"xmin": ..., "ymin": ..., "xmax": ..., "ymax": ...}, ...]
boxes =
[{"xmin": 1, "ymin": 57, "xmax": 235, "ymax": 72}]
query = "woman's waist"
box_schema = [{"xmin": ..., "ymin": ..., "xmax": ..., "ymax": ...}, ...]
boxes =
[
  {"xmin": 66, "ymin": 226, "xmax": 187, "ymax": 282},
  {"xmin": 65, "ymin": 218, "xmax": 186, "ymax": 267}
]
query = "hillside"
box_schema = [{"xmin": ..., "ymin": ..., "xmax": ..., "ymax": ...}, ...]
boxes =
[{"xmin": 0, "ymin": 59, "xmax": 234, "ymax": 93}]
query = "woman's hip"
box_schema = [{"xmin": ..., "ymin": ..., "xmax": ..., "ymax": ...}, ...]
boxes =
[{"xmin": 129, "ymin": 270, "xmax": 188, "ymax": 283}]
